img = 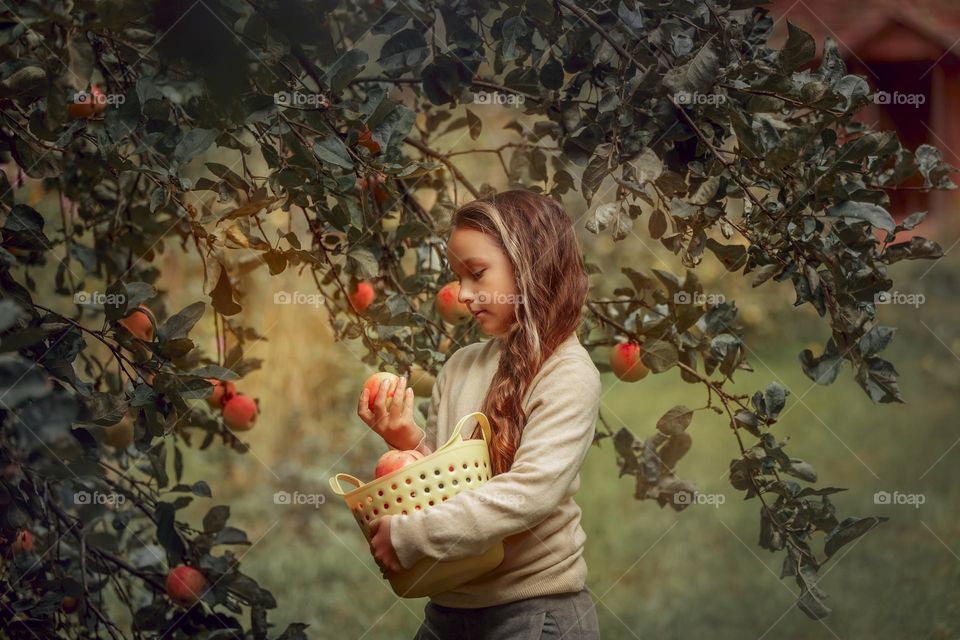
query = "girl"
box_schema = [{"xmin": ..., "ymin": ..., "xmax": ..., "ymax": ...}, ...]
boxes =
[{"xmin": 357, "ymin": 190, "xmax": 602, "ymax": 639}]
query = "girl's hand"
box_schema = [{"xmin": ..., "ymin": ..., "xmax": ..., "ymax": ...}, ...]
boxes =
[
  {"xmin": 368, "ymin": 515, "xmax": 403, "ymax": 577},
  {"xmin": 357, "ymin": 375, "xmax": 421, "ymax": 450}
]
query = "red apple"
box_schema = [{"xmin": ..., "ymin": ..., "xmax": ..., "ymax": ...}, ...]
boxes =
[
  {"xmin": 364, "ymin": 372, "xmax": 400, "ymax": 413},
  {"xmin": 222, "ymin": 394, "xmax": 258, "ymax": 431},
  {"xmin": 349, "ymin": 281, "xmax": 375, "ymax": 314},
  {"xmin": 118, "ymin": 305, "xmax": 155, "ymax": 342},
  {"xmin": 357, "ymin": 125, "xmax": 381, "ymax": 155},
  {"xmin": 165, "ymin": 565, "xmax": 207, "ymax": 607},
  {"xmin": 375, "ymin": 449, "xmax": 424, "ymax": 479},
  {"xmin": 61, "ymin": 596, "xmax": 80, "ymax": 614},
  {"xmin": 436, "ymin": 282, "xmax": 471, "ymax": 324},
  {"xmin": 206, "ymin": 379, "xmax": 236, "ymax": 408},
  {"xmin": 12, "ymin": 529, "xmax": 33, "ymax": 552},
  {"xmin": 609, "ymin": 341, "xmax": 650, "ymax": 382}
]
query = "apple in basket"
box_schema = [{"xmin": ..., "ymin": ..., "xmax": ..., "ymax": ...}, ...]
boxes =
[{"xmin": 375, "ymin": 449, "xmax": 424, "ymax": 479}]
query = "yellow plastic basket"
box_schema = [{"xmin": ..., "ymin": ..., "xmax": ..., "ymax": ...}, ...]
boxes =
[{"xmin": 329, "ymin": 411, "xmax": 505, "ymax": 598}]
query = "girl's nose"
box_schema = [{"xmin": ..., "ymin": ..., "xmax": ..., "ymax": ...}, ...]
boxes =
[{"xmin": 457, "ymin": 284, "xmax": 473, "ymax": 304}]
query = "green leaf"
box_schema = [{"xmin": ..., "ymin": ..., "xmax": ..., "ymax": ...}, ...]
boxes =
[
  {"xmin": 780, "ymin": 22, "xmax": 815, "ymax": 72},
  {"xmin": 159, "ymin": 302, "xmax": 206, "ymax": 341},
  {"xmin": 640, "ymin": 340, "xmax": 678, "ymax": 373},
  {"xmin": 824, "ymin": 516, "xmax": 888, "ymax": 559},
  {"xmin": 378, "ymin": 29, "xmax": 428, "ymax": 72},
  {"xmin": 203, "ymin": 505, "xmax": 231, "ymax": 534},
  {"xmin": 656, "ymin": 405, "xmax": 694, "ymax": 436},
  {"xmin": 826, "ymin": 201, "xmax": 896, "ymax": 233},
  {"xmin": 174, "ymin": 128, "xmax": 219, "ymax": 164},
  {"xmin": 313, "ymin": 135, "xmax": 354, "ymax": 170},
  {"xmin": 663, "ymin": 45, "xmax": 718, "ymax": 96}
]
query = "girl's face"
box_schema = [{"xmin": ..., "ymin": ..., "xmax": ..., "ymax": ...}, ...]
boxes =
[{"xmin": 446, "ymin": 227, "xmax": 518, "ymax": 337}]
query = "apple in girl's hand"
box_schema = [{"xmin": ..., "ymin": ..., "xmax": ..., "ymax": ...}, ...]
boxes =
[
  {"xmin": 609, "ymin": 341, "xmax": 650, "ymax": 382},
  {"xmin": 375, "ymin": 449, "xmax": 424, "ymax": 479},
  {"xmin": 436, "ymin": 282, "xmax": 472, "ymax": 324},
  {"xmin": 364, "ymin": 372, "xmax": 400, "ymax": 412}
]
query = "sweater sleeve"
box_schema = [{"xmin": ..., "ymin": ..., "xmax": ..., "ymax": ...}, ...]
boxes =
[{"xmin": 390, "ymin": 356, "xmax": 601, "ymax": 570}]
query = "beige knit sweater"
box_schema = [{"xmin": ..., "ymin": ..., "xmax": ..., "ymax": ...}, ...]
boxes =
[{"xmin": 389, "ymin": 331, "xmax": 602, "ymax": 608}]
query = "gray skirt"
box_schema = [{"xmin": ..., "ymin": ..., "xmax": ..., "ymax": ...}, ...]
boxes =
[{"xmin": 413, "ymin": 588, "xmax": 600, "ymax": 640}]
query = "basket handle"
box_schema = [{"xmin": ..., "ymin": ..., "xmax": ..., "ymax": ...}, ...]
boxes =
[
  {"xmin": 329, "ymin": 472, "xmax": 363, "ymax": 496},
  {"xmin": 437, "ymin": 411, "xmax": 491, "ymax": 451}
]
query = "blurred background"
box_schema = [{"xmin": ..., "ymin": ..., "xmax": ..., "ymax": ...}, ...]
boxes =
[{"xmin": 8, "ymin": 1, "xmax": 960, "ymax": 638}]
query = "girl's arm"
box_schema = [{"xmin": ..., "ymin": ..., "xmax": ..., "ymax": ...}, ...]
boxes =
[
  {"xmin": 386, "ymin": 366, "xmax": 443, "ymax": 456},
  {"xmin": 389, "ymin": 356, "xmax": 601, "ymax": 571}
]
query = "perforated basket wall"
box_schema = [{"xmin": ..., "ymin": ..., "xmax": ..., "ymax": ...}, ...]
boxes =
[{"xmin": 330, "ymin": 412, "xmax": 504, "ymax": 598}]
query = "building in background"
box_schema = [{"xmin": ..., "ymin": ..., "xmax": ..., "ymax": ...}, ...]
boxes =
[{"xmin": 768, "ymin": 0, "xmax": 960, "ymax": 234}]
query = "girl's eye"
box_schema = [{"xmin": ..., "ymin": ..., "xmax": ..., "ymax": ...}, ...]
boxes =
[{"xmin": 472, "ymin": 270, "xmax": 485, "ymax": 280}]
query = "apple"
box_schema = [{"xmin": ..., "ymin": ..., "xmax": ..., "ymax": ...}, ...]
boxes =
[
  {"xmin": 61, "ymin": 596, "xmax": 80, "ymax": 614},
  {"xmin": 206, "ymin": 378, "xmax": 236, "ymax": 408},
  {"xmin": 349, "ymin": 281, "xmax": 375, "ymax": 314},
  {"xmin": 609, "ymin": 341, "xmax": 650, "ymax": 382},
  {"xmin": 357, "ymin": 176, "xmax": 389, "ymax": 203},
  {"xmin": 436, "ymin": 282, "xmax": 471, "ymax": 324},
  {"xmin": 375, "ymin": 449, "xmax": 424, "ymax": 479},
  {"xmin": 12, "ymin": 529, "xmax": 33, "ymax": 553},
  {"xmin": 165, "ymin": 565, "xmax": 208, "ymax": 607},
  {"xmin": 357, "ymin": 125, "xmax": 381, "ymax": 155},
  {"xmin": 222, "ymin": 394, "xmax": 258, "ymax": 431},
  {"xmin": 364, "ymin": 372, "xmax": 399, "ymax": 413},
  {"xmin": 118, "ymin": 305, "xmax": 155, "ymax": 342},
  {"xmin": 381, "ymin": 209, "xmax": 401, "ymax": 233},
  {"xmin": 103, "ymin": 416, "xmax": 134, "ymax": 449}
]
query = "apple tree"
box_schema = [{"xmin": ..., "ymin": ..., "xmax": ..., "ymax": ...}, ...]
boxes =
[{"xmin": 0, "ymin": 0, "xmax": 953, "ymax": 635}]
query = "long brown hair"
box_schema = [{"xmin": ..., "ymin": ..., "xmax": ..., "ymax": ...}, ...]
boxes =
[{"xmin": 449, "ymin": 190, "xmax": 590, "ymax": 475}]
